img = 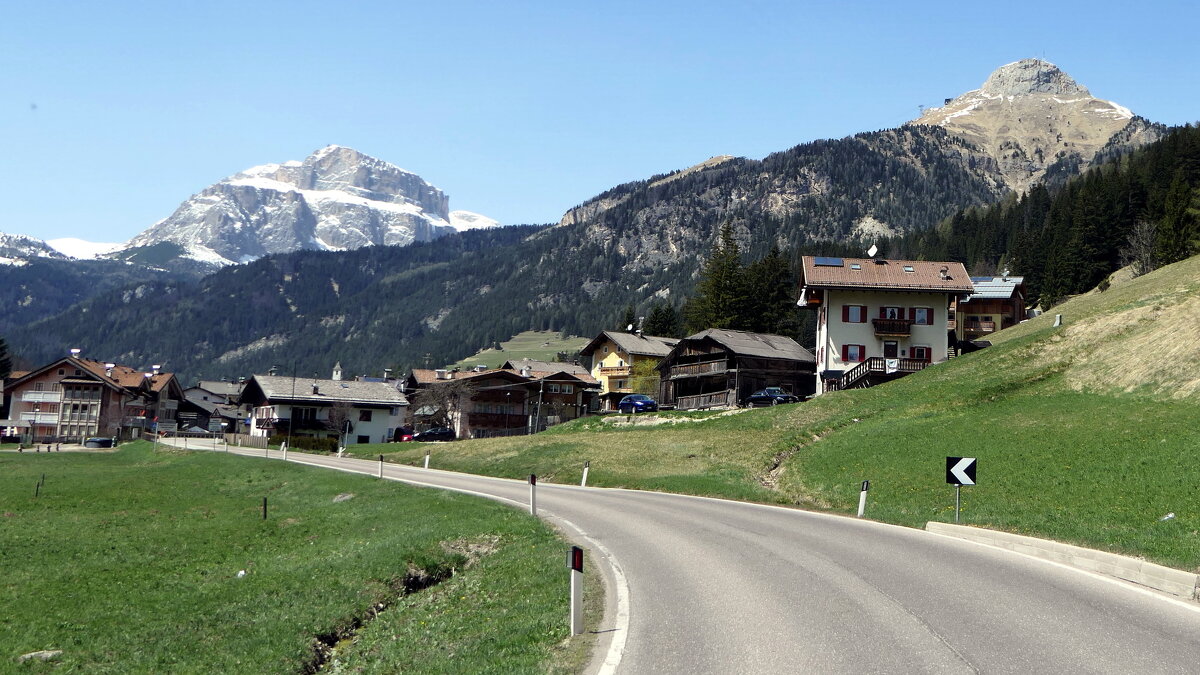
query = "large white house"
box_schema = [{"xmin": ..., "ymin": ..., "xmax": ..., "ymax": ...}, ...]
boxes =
[
  {"xmin": 240, "ymin": 373, "xmax": 407, "ymax": 445},
  {"xmin": 799, "ymin": 256, "xmax": 974, "ymax": 394}
]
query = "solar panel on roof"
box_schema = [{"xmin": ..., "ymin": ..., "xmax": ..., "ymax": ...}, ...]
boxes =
[{"xmin": 814, "ymin": 257, "xmax": 844, "ymax": 267}]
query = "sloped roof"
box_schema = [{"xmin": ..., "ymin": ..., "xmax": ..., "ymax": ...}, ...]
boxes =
[
  {"xmin": 249, "ymin": 375, "xmax": 407, "ymax": 406},
  {"xmin": 7, "ymin": 356, "xmax": 177, "ymax": 395},
  {"xmin": 501, "ymin": 359, "xmax": 590, "ymax": 375},
  {"xmin": 409, "ymin": 366, "xmax": 597, "ymax": 387},
  {"xmin": 965, "ymin": 276, "xmax": 1025, "ymax": 300},
  {"xmin": 677, "ymin": 329, "xmax": 815, "ymax": 362},
  {"xmin": 579, "ymin": 331, "xmax": 678, "ymax": 358},
  {"xmin": 194, "ymin": 380, "xmax": 245, "ymax": 397},
  {"xmin": 801, "ymin": 256, "xmax": 974, "ymax": 293}
]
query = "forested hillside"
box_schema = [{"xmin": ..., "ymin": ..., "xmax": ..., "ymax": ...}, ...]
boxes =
[{"xmin": 889, "ymin": 124, "xmax": 1200, "ymax": 306}]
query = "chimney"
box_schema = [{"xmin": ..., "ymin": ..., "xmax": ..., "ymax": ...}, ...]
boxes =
[
  {"xmin": 312, "ymin": 384, "xmax": 320, "ymax": 395},
  {"xmin": 69, "ymin": 348, "xmax": 81, "ymax": 358},
  {"xmin": 474, "ymin": 364, "xmax": 487, "ymax": 372},
  {"xmin": 435, "ymin": 369, "xmax": 449, "ymax": 380},
  {"xmin": 152, "ymin": 364, "xmax": 161, "ymax": 375},
  {"xmin": 939, "ymin": 266, "xmax": 949, "ymax": 280},
  {"xmin": 332, "ymin": 362, "xmax": 343, "ymax": 381},
  {"xmin": 105, "ymin": 363, "xmax": 115, "ymax": 377},
  {"xmin": 520, "ymin": 367, "xmax": 531, "ymax": 377}
]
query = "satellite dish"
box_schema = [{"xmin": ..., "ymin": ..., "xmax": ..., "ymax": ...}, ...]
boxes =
[
  {"xmin": 626, "ymin": 324, "xmax": 634, "ymax": 331},
  {"xmin": 867, "ymin": 244, "xmax": 878, "ymax": 258}
]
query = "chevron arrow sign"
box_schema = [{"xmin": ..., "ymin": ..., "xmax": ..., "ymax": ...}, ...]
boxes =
[{"xmin": 946, "ymin": 457, "xmax": 977, "ymax": 485}]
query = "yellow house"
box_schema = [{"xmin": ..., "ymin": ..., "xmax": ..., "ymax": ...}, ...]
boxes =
[{"xmin": 578, "ymin": 331, "xmax": 678, "ymax": 411}]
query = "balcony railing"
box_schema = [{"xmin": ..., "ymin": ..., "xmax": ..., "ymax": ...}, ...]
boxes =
[
  {"xmin": 598, "ymin": 366, "xmax": 631, "ymax": 376},
  {"xmin": 668, "ymin": 361, "xmax": 728, "ymax": 378},
  {"xmin": 21, "ymin": 391, "xmax": 62, "ymax": 403},
  {"xmin": 964, "ymin": 320, "xmax": 996, "ymax": 333},
  {"xmin": 872, "ymin": 318, "xmax": 913, "ymax": 336},
  {"xmin": 20, "ymin": 412, "xmax": 59, "ymax": 424}
]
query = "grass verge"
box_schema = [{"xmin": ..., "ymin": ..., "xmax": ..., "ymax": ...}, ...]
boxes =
[{"xmin": 0, "ymin": 442, "xmax": 589, "ymax": 672}]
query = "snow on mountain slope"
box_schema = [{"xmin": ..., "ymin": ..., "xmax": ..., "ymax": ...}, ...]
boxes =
[
  {"xmin": 449, "ymin": 210, "xmax": 501, "ymax": 231},
  {"xmin": 0, "ymin": 232, "xmax": 71, "ymax": 266},
  {"xmin": 47, "ymin": 238, "xmax": 122, "ymax": 259},
  {"xmin": 124, "ymin": 145, "xmax": 496, "ymax": 266}
]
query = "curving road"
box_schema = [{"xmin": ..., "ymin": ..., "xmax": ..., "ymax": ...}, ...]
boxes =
[{"xmin": 187, "ymin": 439, "xmax": 1200, "ymax": 673}]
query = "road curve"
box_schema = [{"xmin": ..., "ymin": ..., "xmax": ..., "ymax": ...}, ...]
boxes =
[{"xmin": 196, "ymin": 441, "xmax": 1200, "ymax": 673}]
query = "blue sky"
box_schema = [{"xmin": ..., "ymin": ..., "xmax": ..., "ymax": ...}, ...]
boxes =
[{"xmin": 2, "ymin": 1, "xmax": 1196, "ymax": 243}]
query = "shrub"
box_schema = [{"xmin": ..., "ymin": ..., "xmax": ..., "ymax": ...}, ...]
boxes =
[{"xmin": 268, "ymin": 435, "xmax": 340, "ymax": 452}]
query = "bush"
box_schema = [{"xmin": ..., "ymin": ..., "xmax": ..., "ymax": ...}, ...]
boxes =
[{"xmin": 268, "ymin": 435, "xmax": 339, "ymax": 452}]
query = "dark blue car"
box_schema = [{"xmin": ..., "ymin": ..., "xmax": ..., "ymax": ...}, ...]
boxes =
[
  {"xmin": 742, "ymin": 387, "xmax": 801, "ymax": 407},
  {"xmin": 618, "ymin": 394, "xmax": 658, "ymax": 414}
]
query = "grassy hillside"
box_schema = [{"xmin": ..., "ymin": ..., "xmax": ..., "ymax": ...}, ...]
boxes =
[
  {"xmin": 358, "ymin": 255, "xmax": 1200, "ymax": 571},
  {"xmin": 0, "ymin": 443, "xmax": 593, "ymax": 672},
  {"xmin": 446, "ymin": 330, "xmax": 590, "ymax": 370}
]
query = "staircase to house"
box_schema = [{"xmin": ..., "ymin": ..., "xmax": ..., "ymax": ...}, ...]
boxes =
[{"xmin": 826, "ymin": 357, "xmax": 930, "ymax": 392}]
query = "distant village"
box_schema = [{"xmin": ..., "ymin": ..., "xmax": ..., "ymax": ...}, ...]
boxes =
[{"xmin": 1, "ymin": 256, "xmax": 1028, "ymax": 447}]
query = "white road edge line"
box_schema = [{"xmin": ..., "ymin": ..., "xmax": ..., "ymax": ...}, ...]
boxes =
[{"xmin": 275, "ymin": 452, "xmax": 631, "ymax": 675}]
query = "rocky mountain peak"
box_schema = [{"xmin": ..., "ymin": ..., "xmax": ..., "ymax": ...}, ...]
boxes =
[
  {"xmin": 910, "ymin": 59, "xmax": 1161, "ymax": 194},
  {"xmin": 979, "ymin": 59, "xmax": 1089, "ymax": 98},
  {"xmin": 121, "ymin": 146, "xmax": 493, "ymax": 267}
]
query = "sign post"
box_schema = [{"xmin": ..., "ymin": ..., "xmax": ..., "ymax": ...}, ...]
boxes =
[
  {"xmin": 529, "ymin": 474, "xmax": 537, "ymax": 516},
  {"xmin": 857, "ymin": 480, "xmax": 870, "ymax": 518},
  {"xmin": 567, "ymin": 546, "xmax": 584, "ymax": 635},
  {"xmin": 945, "ymin": 457, "xmax": 977, "ymax": 523}
]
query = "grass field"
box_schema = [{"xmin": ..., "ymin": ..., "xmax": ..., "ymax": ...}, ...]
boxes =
[
  {"xmin": 446, "ymin": 331, "xmax": 590, "ymax": 371},
  {"xmin": 0, "ymin": 442, "xmax": 596, "ymax": 673},
  {"xmin": 355, "ymin": 256, "xmax": 1200, "ymax": 572}
]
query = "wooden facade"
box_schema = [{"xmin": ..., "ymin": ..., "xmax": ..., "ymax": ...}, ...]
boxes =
[{"xmin": 656, "ymin": 330, "xmax": 815, "ymax": 410}]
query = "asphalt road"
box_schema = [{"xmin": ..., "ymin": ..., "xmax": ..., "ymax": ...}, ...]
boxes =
[{"xmin": 185, "ymin": 439, "xmax": 1200, "ymax": 674}]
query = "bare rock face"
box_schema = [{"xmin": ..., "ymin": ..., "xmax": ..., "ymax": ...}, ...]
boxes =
[
  {"xmin": 910, "ymin": 59, "xmax": 1163, "ymax": 193},
  {"xmin": 124, "ymin": 146, "xmax": 493, "ymax": 267}
]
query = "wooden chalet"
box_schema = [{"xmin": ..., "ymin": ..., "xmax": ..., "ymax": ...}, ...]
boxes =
[{"xmin": 655, "ymin": 329, "xmax": 815, "ymax": 410}]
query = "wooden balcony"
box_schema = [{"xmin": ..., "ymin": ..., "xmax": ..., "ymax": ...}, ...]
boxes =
[
  {"xmin": 598, "ymin": 366, "xmax": 631, "ymax": 377},
  {"xmin": 872, "ymin": 318, "xmax": 913, "ymax": 336},
  {"xmin": 963, "ymin": 320, "xmax": 996, "ymax": 334},
  {"xmin": 668, "ymin": 360, "xmax": 728, "ymax": 378}
]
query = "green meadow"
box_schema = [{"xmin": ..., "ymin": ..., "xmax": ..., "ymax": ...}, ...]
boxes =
[{"xmin": 0, "ymin": 442, "xmax": 593, "ymax": 673}]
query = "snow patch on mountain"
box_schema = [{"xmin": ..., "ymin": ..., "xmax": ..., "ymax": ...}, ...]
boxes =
[
  {"xmin": 0, "ymin": 232, "xmax": 72, "ymax": 264},
  {"xmin": 123, "ymin": 145, "xmax": 496, "ymax": 267},
  {"xmin": 449, "ymin": 210, "xmax": 501, "ymax": 231},
  {"xmin": 47, "ymin": 238, "xmax": 122, "ymax": 259}
]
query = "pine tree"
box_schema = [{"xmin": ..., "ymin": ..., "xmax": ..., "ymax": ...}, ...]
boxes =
[
  {"xmin": 1157, "ymin": 171, "xmax": 1197, "ymax": 265},
  {"xmin": 0, "ymin": 335, "xmax": 10, "ymax": 380},
  {"xmin": 684, "ymin": 224, "xmax": 747, "ymax": 333},
  {"xmin": 643, "ymin": 304, "xmax": 681, "ymax": 337},
  {"xmin": 620, "ymin": 304, "xmax": 637, "ymax": 332},
  {"xmin": 744, "ymin": 247, "xmax": 801, "ymax": 338}
]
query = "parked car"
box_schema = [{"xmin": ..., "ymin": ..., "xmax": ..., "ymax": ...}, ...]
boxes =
[
  {"xmin": 413, "ymin": 427, "xmax": 456, "ymax": 442},
  {"xmin": 618, "ymin": 394, "xmax": 659, "ymax": 414},
  {"xmin": 393, "ymin": 426, "xmax": 415, "ymax": 442},
  {"xmin": 84, "ymin": 437, "xmax": 115, "ymax": 448},
  {"xmin": 742, "ymin": 387, "xmax": 801, "ymax": 407}
]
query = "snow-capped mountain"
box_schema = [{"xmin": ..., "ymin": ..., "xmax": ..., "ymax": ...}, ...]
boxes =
[
  {"xmin": 123, "ymin": 145, "xmax": 499, "ymax": 267},
  {"xmin": 910, "ymin": 58, "xmax": 1163, "ymax": 192},
  {"xmin": 0, "ymin": 232, "xmax": 71, "ymax": 266},
  {"xmin": 47, "ymin": 238, "xmax": 123, "ymax": 260}
]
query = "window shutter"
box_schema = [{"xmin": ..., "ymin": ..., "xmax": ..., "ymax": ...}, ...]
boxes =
[
  {"xmin": 879, "ymin": 306, "xmax": 887, "ymax": 319},
  {"xmin": 842, "ymin": 305, "xmax": 849, "ymax": 322},
  {"xmin": 841, "ymin": 344, "xmax": 849, "ymax": 361}
]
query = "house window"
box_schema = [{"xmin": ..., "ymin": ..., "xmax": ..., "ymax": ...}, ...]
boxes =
[
  {"xmin": 911, "ymin": 307, "xmax": 933, "ymax": 325},
  {"xmin": 911, "ymin": 346, "xmax": 932, "ymax": 362},
  {"xmin": 562, "ymin": 384, "xmax": 574, "ymax": 394},
  {"xmin": 842, "ymin": 305, "xmax": 867, "ymax": 323},
  {"xmin": 359, "ymin": 410, "xmax": 372, "ymax": 422},
  {"xmin": 603, "ymin": 346, "xmax": 609, "ymax": 354},
  {"xmin": 548, "ymin": 384, "xmax": 560, "ymax": 393},
  {"xmin": 881, "ymin": 306, "xmax": 903, "ymax": 320},
  {"xmin": 357, "ymin": 435, "xmax": 369, "ymax": 444},
  {"xmin": 35, "ymin": 382, "xmax": 44, "ymax": 391},
  {"xmin": 841, "ymin": 344, "xmax": 866, "ymax": 362}
]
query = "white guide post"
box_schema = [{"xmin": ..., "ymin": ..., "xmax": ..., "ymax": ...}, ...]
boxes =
[
  {"xmin": 857, "ymin": 480, "xmax": 869, "ymax": 518},
  {"xmin": 424, "ymin": 450, "xmax": 430, "ymax": 469},
  {"xmin": 568, "ymin": 546, "xmax": 584, "ymax": 635},
  {"xmin": 529, "ymin": 474, "xmax": 537, "ymax": 516},
  {"xmin": 581, "ymin": 460, "xmax": 590, "ymax": 487},
  {"xmin": 378, "ymin": 454, "xmax": 384, "ymax": 478}
]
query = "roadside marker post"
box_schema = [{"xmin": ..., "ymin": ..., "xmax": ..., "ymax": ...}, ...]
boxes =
[
  {"xmin": 424, "ymin": 450, "xmax": 430, "ymax": 469},
  {"xmin": 581, "ymin": 461, "xmax": 590, "ymax": 487},
  {"xmin": 857, "ymin": 480, "xmax": 870, "ymax": 518},
  {"xmin": 378, "ymin": 454, "xmax": 384, "ymax": 478},
  {"xmin": 945, "ymin": 457, "xmax": 977, "ymax": 523},
  {"xmin": 262, "ymin": 497, "xmax": 268, "ymax": 520},
  {"xmin": 281, "ymin": 441, "xmax": 287, "ymax": 461},
  {"xmin": 567, "ymin": 546, "xmax": 584, "ymax": 635},
  {"xmin": 529, "ymin": 474, "xmax": 537, "ymax": 516}
]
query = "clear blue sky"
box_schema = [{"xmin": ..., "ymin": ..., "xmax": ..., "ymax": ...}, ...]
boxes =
[{"xmin": 3, "ymin": 1, "xmax": 1196, "ymax": 243}]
